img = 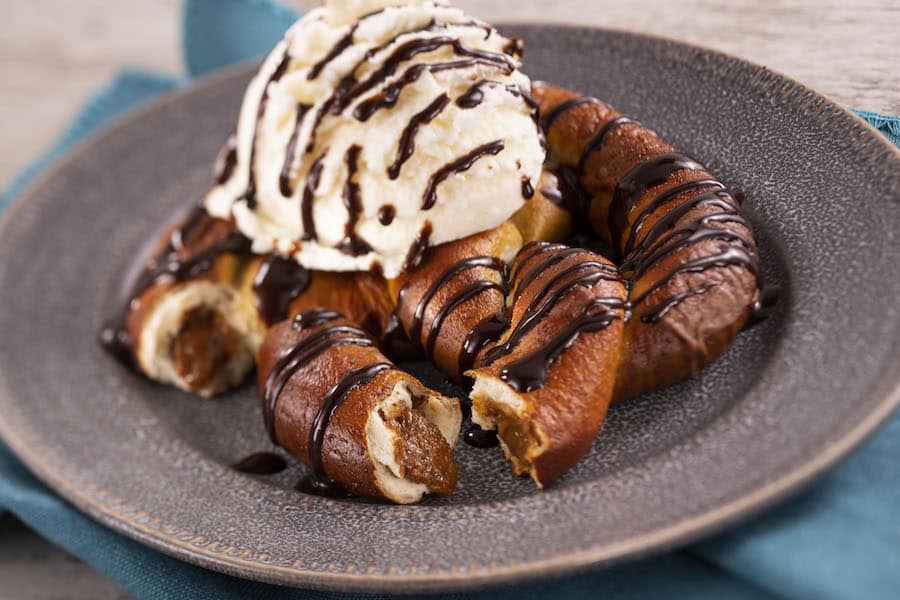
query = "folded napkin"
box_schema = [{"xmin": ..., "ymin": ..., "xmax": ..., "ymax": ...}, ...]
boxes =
[{"xmin": 1, "ymin": 1, "xmax": 898, "ymax": 599}]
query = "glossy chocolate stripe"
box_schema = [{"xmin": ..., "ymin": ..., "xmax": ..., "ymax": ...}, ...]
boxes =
[
  {"xmin": 307, "ymin": 26, "xmax": 358, "ymax": 80},
  {"xmin": 508, "ymin": 241, "xmax": 566, "ymax": 283},
  {"xmin": 577, "ymin": 116, "xmax": 638, "ymax": 172},
  {"xmin": 500, "ymin": 297, "xmax": 624, "ymax": 392},
  {"xmin": 342, "ymin": 36, "xmax": 514, "ymax": 116},
  {"xmin": 641, "ymin": 283, "xmax": 717, "ymax": 324},
  {"xmin": 514, "ymin": 246, "xmax": 597, "ymax": 298},
  {"xmin": 405, "ymin": 256, "xmax": 504, "ymax": 353},
  {"xmin": 336, "ymin": 145, "xmax": 372, "ymax": 256},
  {"xmin": 388, "ymin": 93, "xmax": 450, "ymax": 180},
  {"xmin": 279, "ymin": 103, "xmax": 313, "ymax": 197},
  {"xmin": 403, "ymin": 221, "xmax": 433, "ymax": 271},
  {"xmin": 213, "ymin": 133, "xmax": 238, "ymax": 185},
  {"xmin": 305, "ymin": 20, "xmax": 505, "ymax": 149},
  {"xmin": 422, "ymin": 140, "xmax": 504, "ymax": 210},
  {"xmin": 300, "ymin": 152, "xmax": 327, "ymax": 241},
  {"xmin": 308, "ymin": 363, "xmax": 394, "ymax": 480},
  {"xmin": 424, "ymin": 280, "xmax": 505, "ymax": 358},
  {"xmin": 243, "ymin": 51, "xmax": 292, "ymax": 210},
  {"xmin": 262, "ymin": 321, "xmax": 374, "ymax": 442},
  {"xmin": 630, "ymin": 246, "xmax": 758, "ymax": 309},
  {"xmin": 624, "ymin": 196, "xmax": 750, "ymax": 279},
  {"xmin": 100, "ymin": 207, "xmax": 252, "ymax": 368},
  {"xmin": 609, "ymin": 152, "xmax": 704, "ymax": 241},
  {"xmin": 622, "ymin": 178, "xmax": 723, "ymax": 255},
  {"xmin": 252, "ymin": 254, "xmax": 311, "ymax": 326},
  {"xmin": 293, "ymin": 309, "xmax": 341, "ymax": 330},
  {"xmin": 483, "ymin": 259, "xmax": 619, "ymax": 365},
  {"xmin": 353, "ymin": 57, "xmax": 514, "ymax": 122},
  {"xmin": 540, "ymin": 96, "xmax": 605, "ymax": 132},
  {"xmin": 456, "ymin": 80, "xmax": 536, "ymax": 109},
  {"xmin": 459, "ymin": 311, "xmax": 509, "ymax": 377}
]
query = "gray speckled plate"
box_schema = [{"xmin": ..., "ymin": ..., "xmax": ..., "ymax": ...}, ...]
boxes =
[{"xmin": 1, "ymin": 25, "xmax": 899, "ymax": 593}]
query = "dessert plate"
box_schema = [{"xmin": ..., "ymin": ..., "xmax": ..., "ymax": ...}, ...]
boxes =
[{"xmin": 1, "ymin": 26, "xmax": 898, "ymax": 592}]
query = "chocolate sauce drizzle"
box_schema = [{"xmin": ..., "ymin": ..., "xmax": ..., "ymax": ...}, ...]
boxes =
[
  {"xmin": 554, "ymin": 166, "xmax": 591, "ymax": 217},
  {"xmin": 502, "ymin": 37, "xmax": 524, "ymax": 57},
  {"xmin": 300, "ymin": 152, "xmax": 327, "ymax": 241},
  {"xmin": 540, "ymin": 97, "xmax": 605, "ymax": 132},
  {"xmin": 304, "ymin": 7, "xmax": 393, "ymax": 81},
  {"xmin": 490, "ymin": 259, "xmax": 620, "ymax": 369},
  {"xmin": 307, "ymin": 362, "xmax": 393, "ymax": 477},
  {"xmin": 456, "ymin": 80, "xmax": 537, "ymax": 110},
  {"xmin": 577, "ymin": 116, "xmax": 638, "ymax": 171},
  {"xmin": 513, "ymin": 244, "xmax": 595, "ymax": 295},
  {"xmin": 422, "ymin": 140, "xmax": 505, "ymax": 209},
  {"xmin": 521, "ymin": 176, "xmax": 535, "ymax": 199},
  {"xmin": 243, "ymin": 51, "xmax": 292, "ymax": 210},
  {"xmin": 640, "ymin": 283, "xmax": 715, "ymax": 324},
  {"xmin": 611, "ymin": 157, "xmax": 760, "ymax": 320},
  {"xmin": 621, "ymin": 178, "xmax": 724, "ymax": 255},
  {"xmin": 463, "ymin": 423, "xmax": 500, "ymax": 448},
  {"xmin": 459, "ymin": 311, "xmax": 509, "ymax": 378},
  {"xmin": 426, "ymin": 280, "xmax": 505, "ymax": 358},
  {"xmin": 295, "ymin": 474, "xmax": 354, "ymax": 498},
  {"xmin": 213, "ymin": 133, "xmax": 238, "ymax": 185},
  {"xmin": 307, "ymin": 26, "xmax": 359, "ymax": 80},
  {"xmin": 402, "ymin": 256, "xmax": 505, "ymax": 361},
  {"xmin": 268, "ymin": 20, "xmax": 531, "ymax": 260},
  {"xmin": 230, "ymin": 452, "xmax": 287, "ymax": 475},
  {"xmin": 143, "ymin": 207, "xmax": 252, "ymax": 291},
  {"xmin": 501, "ymin": 296, "xmax": 624, "ymax": 392},
  {"xmin": 278, "ymin": 103, "xmax": 312, "ymax": 197},
  {"xmin": 348, "ymin": 37, "xmax": 515, "ymax": 122},
  {"xmin": 539, "ymin": 95, "xmax": 769, "ymax": 324},
  {"xmin": 388, "ymin": 93, "xmax": 450, "ymax": 179},
  {"xmin": 481, "ymin": 245, "xmax": 623, "ymax": 391},
  {"xmin": 457, "ymin": 398, "xmax": 500, "ymax": 447},
  {"xmin": 336, "ymin": 145, "xmax": 373, "ymax": 256},
  {"xmin": 403, "ymin": 221, "xmax": 433, "ymax": 272},
  {"xmin": 262, "ymin": 310, "xmax": 395, "ymax": 494},
  {"xmin": 456, "ymin": 79, "xmax": 542, "ymax": 148},
  {"xmin": 261, "ymin": 310, "xmax": 366, "ymax": 440},
  {"xmin": 100, "ymin": 206, "xmax": 252, "ymax": 368},
  {"xmin": 621, "ymin": 191, "xmax": 752, "ymax": 281},
  {"xmin": 377, "ymin": 204, "xmax": 396, "ymax": 226},
  {"xmin": 609, "ymin": 152, "xmax": 705, "ymax": 240},
  {"xmin": 252, "ymin": 254, "xmax": 312, "ymax": 325}
]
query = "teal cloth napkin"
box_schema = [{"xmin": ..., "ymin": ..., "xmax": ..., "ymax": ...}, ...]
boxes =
[{"xmin": 1, "ymin": 2, "xmax": 899, "ymax": 598}]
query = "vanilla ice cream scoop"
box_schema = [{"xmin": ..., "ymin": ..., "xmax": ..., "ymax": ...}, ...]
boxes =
[{"xmin": 204, "ymin": 0, "xmax": 545, "ymax": 277}]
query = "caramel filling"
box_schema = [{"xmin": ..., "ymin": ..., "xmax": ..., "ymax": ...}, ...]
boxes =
[
  {"xmin": 171, "ymin": 307, "xmax": 241, "ymax": 388},
  {"xmin": 480, "ymin": 404, "xmax": 541, "ymax": 476},
  {"xmin": 389, "ymin": 409, "xmax": 457, "ymax": 496}
]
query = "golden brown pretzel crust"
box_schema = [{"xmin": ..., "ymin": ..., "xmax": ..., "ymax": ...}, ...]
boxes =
[
  {"xmin": 286, "ymin": 270, "xmax": 396, "ymax": 340},
  {"xmin": 114, "ymin": 79, "xmax": 765, "ymax": 496},
  {"xmin": 125, "ymin": 214, "xmax": 245, "ymax": 350},
  {"xmin": 390, "ymin": 222, "xmax": 522, "ymax": 380},
  {"xmin": 468, "ymin": 243, "xmax": 627, "ymax": 487},
  {"xmin": 257, "ymin": 314, "xmax": 459, "ymax": 501},
  {"xmin": 532, "ymin": 83, "xmax": 760, "ymax": 402}
]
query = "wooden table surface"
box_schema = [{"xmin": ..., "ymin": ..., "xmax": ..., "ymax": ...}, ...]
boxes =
[{"xmin": 1, "ymin": 1, "xmax": 898, "ymax": 598}]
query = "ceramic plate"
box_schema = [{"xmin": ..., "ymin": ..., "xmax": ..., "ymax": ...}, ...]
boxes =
[{"xmin": 1, "ymin": 26, "xmax": 898, "ymax": 592}]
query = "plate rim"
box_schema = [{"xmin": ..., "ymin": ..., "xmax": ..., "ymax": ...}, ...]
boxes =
[{"xmin": 1, "ymin": 24, "xmax": 898, "ymax": 592}]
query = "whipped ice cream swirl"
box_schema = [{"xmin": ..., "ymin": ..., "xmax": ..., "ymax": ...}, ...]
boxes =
[{"xmin": 205, "ymin": 0, "xmax": 545, "ymax": 277}]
